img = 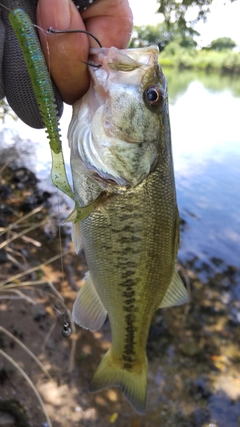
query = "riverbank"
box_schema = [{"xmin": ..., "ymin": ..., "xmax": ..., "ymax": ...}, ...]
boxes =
[
  {"xmin": 159, "ymin": 45, "xmax": 240, "ymax": 74},
  {"xmin": 1, "ymin": 152, "xmax": 240, "ymax": 426}
]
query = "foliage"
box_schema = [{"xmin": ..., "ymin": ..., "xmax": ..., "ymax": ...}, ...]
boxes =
[
  {"xmin": 208, "ymin": 37, "xmax": 237, "ymax": 51},
  {"xmin": 129, "ymin": 23, "xmax": 166, "ymax": 50},
  {"xmin": 129, "ymin": 22, "xmax": 198, "ymax": 51},
  {"xmin": 156, "ymin": 0, "xmax": 237, "ymax": 32},
  {"xmin": 159, "ymin": 40, "xmax": 240, "ymax": 74}
]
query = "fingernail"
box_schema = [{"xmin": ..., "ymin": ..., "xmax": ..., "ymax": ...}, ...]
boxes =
[{"xmin": 38, "ymin": 0, "xmax": 72, "ymax": 30}]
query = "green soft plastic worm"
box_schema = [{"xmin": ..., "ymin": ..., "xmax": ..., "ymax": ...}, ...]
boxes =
[{"xmin": 9, "ymin": 8, "xmax": 103, "ymax": 222}]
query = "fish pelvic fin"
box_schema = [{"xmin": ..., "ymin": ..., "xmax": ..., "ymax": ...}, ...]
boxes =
[
  {"xmin": 72, "ymin": 272, "xmax": 107, "ymax": 331},
  {"xmin": 159, "ymin": 267, "xmax": 190, "ymax": 308},
  {"xmin": 89, "ymin": 348, "xmax": 148, "ymax": 414},
  {"xmin": 71, "ymin": 222, "xmax": 82, "ymax": 253}
]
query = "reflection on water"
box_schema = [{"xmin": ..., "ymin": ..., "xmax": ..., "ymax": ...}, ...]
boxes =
[
  {"xmin": 165, "ymin": 70, "xmax": 240, "ymax": 272},
  {"xmin": 164, "ymin": 68, "xmax": 240, "ymax": 101},
  {"xmin": 177, "ymin": 154, "xmax": 240, "ymax": 270},
  {"xmin": 1, "ymin": 70, "xmax": 239, "ymax": 272}
]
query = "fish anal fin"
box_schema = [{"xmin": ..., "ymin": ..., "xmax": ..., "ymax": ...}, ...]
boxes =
[
  {"xmin": 89, "ymin": 348, "xmax": 147, "ymax": 414},
  {"xmin": 159, "ymin": 268, "xmax": 190, "ymax": 308},
  {"xmin": 72, "ymin": 272, "xmax": 107, "ymax": 331}
]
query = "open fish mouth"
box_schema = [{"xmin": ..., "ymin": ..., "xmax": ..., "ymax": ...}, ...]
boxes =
[
  {"xmin": 89, "ymin": 45, "xmax": 160, "ymax": 71},
  {"xmin": 69, "ymin": 45, "xmax": 166, "ymax": 188}
]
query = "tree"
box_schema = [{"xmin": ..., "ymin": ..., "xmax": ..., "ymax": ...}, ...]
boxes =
[
  {"xmin": 208, "ymin": 37, "xmax": 236, "ymax": 51},
  {"xmin": 129, "ymin": 23, "xmax": 172, "ymax": 50},
  {"xmin": 129, "ymin": 22, "xmax": 198, "ymax": 51},
  {"xmin": 156, "ymin": 0, "xmax": 237, "ymax": 32}
]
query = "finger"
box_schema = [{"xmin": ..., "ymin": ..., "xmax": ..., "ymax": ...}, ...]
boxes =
[
  {"xmin": 37, "ymin": 0, "xmax": 90, "ymax": 104},
  {"xmin": 82, "ymin": 0, "xmax": 133, "ymax": 48}
]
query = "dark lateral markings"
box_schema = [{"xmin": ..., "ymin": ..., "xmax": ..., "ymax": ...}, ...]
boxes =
[
  {"xmin": 120, "ymin": 269, "xmax": 139, "ymax": 370},
  {"xmin": 120, "ymin": 271, "xmax": 136, "ymax": 280},
  {"xmin": 123, "ymin": 311, "xmax": 137, "ymax": 370},
  {"xmin": 117, "ymin": 260, "xmax": 138, "ymax": 269},
  {"xmin": 123, "ymin": 290, "xmax": 135, "ymax": 298}
]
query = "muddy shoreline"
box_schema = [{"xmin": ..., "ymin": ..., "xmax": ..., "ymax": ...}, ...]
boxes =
[{"xmin": 0, "ymin": 163, "xmax": 240, "ymax": 427}]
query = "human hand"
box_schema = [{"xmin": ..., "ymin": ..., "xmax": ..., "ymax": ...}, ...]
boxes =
[
  {"xmin": 0, "ymin": 0, "xmax": 133, "ymax": 128},
  {"xmin": 37, "ymin": 0, "xmax": 133, "ymax": 104}
]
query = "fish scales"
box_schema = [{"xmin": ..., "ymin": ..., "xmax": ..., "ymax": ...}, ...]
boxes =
[
  {"xmin": 69, "ymin": 45, "xmax": 189, "ymax": 413},
  {"xmin": 81, "ymin": 165, "xmax": 177, "ymax": 345}
]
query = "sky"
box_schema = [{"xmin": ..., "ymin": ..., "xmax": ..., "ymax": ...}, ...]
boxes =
[{"xmin": 128, "ymin": 0, "xmax": 240, "ymax": 46}]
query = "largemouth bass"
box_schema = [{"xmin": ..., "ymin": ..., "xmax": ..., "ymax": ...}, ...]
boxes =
[{"xmin": 68, "ymin": 45, "xmax": 189, "ymax": 414}]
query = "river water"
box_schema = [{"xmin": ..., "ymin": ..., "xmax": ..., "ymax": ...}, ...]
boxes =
[
  {"xmin": 1, "ymin": 69, "xmax": 239, "ymax": 275},
  {"xmin": 165, "ymin": 69, "xmax": 240, "ymax": 276}
]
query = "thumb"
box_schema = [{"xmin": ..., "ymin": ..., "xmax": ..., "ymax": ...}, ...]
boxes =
[{"xmin": 37, "ymin": 0, "xmax": 90, "ymax": 104}]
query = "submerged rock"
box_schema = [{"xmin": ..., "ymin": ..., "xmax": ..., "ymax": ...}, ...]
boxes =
[{"xmin": 179, "ymin": 339, "xmax": 201, "ymax": 357}]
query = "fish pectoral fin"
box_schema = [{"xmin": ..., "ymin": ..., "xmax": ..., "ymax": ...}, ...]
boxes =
[
  {"xmin": 159, "ymin": 268, "xmax": 190, "ymax": 308},
  {"xmin": 89, "ymin": 348, "xmax": 147, "ymax": 415},
  {"xmin": 72, "ymin": 272, "xmax": 107, "ymax": 331},
  {"xmin": 71, "ymin": 222, "xmax": 82, "ymax": 254}
]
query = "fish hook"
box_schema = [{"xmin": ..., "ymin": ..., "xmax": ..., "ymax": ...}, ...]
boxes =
[
  {"xmin": 47, "ymin": 27, "xmax": 102, "ymax": 48},
  {"xmin": 81, "ymin": 60, "xmax": 102, "ymax": 68},
  {"xmin": 47, "ymin": 27, "xmax": 103, "ymax": 68}
]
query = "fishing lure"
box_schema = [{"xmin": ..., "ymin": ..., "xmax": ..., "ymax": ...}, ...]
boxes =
[
  {"xmin": 54, "ymin": 306, "xmax": 72, "ymax": 338},
  {"xmin": 9, "ymin": 8, "xmax": 104, "ymax": 223}
]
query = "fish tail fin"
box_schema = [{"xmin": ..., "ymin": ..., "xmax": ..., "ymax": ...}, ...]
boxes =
[{"xmin": 89, "ymin": 348, "xmax": 147, "ymax": 414}]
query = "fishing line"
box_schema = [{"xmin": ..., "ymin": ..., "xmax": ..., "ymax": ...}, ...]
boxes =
[
  {"xmin": 0, "ymin": 2, "xmax": 11, "ymax": 12},
  {"xmin": 56, "ymin": 188, "xmax": 65, "ymax": 308},
  {"xmin": 34, "ymin": 24, "xmax": 52, "ymax": 74}
]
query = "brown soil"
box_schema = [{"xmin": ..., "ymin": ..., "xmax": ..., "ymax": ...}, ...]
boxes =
[{"xmin": 0, "ymin": 164, "xmax": 240, "ymax": 427}]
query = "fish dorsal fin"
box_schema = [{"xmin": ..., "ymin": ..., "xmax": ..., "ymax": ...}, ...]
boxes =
[
  {"xmin": 159, "ymin": 268, "xmax": 189, "ymax": 308},
  {"xmin": 71, "ymin": 222, "xmax": 82, "ymax": 254},
  {"xmin": 72, "ymin": 272, "xmax": 108, "ymax": 331}
]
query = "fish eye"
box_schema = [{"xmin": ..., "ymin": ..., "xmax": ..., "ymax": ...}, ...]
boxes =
[{"xmin": 143, "ymin": 85, "xmax": 164, "ymax": 109}]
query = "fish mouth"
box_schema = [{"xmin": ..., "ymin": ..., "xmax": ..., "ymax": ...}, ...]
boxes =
[
  {"xmin": 88, "ymin": 46, "xmax": 161, "ymax": 98},
  {"xmin": 89, "ymin": 46, "xmax": 159, "ymax": 70},
  {"xmin": 69, "ymin": 45, "xmax": 162, "ymax": 188}
]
